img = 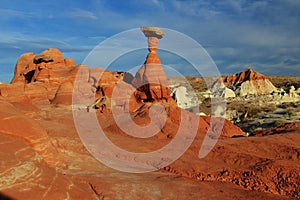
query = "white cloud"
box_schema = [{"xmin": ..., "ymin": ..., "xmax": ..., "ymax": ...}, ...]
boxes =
[
  {"xmin": 0, "ymin": 8, "xmax": 36, "ymax": 18},
  {"xmin": 67, "ymin": 8, "xmax": 98, "ymax": 20},
  {"xmin": 151, "ymin": 0, "xmax": 165, "ymax": 9}
]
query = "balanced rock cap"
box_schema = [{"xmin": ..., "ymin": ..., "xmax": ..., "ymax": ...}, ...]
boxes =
[{"xmin": 141, "ymin": 26, "xmax": 164, "ymax": 39}]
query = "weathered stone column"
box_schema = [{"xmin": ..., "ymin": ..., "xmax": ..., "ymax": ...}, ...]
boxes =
[{"xmin": 132, "ymin": 26, "xmax": 174, "ymax": 103}]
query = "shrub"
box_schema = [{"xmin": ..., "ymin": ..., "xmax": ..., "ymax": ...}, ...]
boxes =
[
  {"xmin": 274, "ymin": 119, "xmax": 287, "ymax": 127},
  {"xmin": 247, "ymin": 108, "xmax": 260, "ymax": 118}
]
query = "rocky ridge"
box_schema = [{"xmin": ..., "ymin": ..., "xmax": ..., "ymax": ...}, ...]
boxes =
[{"xmin": 217, "ymin": 68, "xmax": 277, "ymax": 97}]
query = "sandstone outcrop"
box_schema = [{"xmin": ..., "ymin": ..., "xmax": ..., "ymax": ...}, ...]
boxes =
[
  {"xmin": 11, "ymin": 52, "xmax": 36, "ymax": 83},
  {"xmin": 225, "ymin": 68, "xmax": 277, "ymax": 96},
  {"xmin": 132, "ymin": 27, "xmax": 175, "ymax": 104},
  {"xmin": 11, "ymin": 48, "xmax": 76, "ymax": 85},
  {"xmin": 5, "ymin": 48, "xmax": 77, "ymax": 105},
  {"xmin": 51, "ymin": 81, "xmax": 74, "ymax": 105},
  {"xmin": 215, "ymin": 68, "xmax": 277, "ymax": 97},
  {"xmin": 0, "ymin": 99, "xmax": 65, "ymax": 167},
  {"xmin": 170, "ymin": 86, "xmax": 199, "ymax": 110}
]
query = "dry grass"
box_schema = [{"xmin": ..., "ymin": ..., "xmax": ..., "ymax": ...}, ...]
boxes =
[{"xmin": 268, "ymin": 76, "xmax": 300, "ymax": 90}]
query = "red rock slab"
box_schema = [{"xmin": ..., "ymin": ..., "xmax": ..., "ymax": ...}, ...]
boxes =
[
  {"xmin": 0, "ymin": 100, "xmax": 64, "ymax": 167},
  {"xmin": 0, "ymin": 134, "xmax": 97, "ymax": 200},
  {"xmin": 51, "ymin": 81, "xmax": 74, "ymax": 105},
  {"xmin": 0, "ymin": 132, "xmax": 285, "ymax": 200}
]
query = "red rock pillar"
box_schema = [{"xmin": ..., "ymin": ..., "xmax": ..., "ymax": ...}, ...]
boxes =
[{"xmin": 132, "ymin": 27, "xmax": 174, "ymax": 103}]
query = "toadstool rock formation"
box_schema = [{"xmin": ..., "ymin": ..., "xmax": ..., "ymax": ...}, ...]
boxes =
[{"xmin": 132, "ymin": 26, "xmax": 175, "ymax": 104}]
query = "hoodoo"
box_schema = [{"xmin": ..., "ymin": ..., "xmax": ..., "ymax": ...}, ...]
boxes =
[{"xmin": 132, "ymin": 26, "xmax": 174, "ymax": 103}]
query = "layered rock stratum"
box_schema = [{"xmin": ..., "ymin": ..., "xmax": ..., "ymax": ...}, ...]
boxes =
[{"xmin": 222, "ymin": 68, "xmax": 277, "ymax": 96}]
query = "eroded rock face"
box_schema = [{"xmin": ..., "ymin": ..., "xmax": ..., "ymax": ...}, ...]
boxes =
[
  {"xmin": 4, "ymin": 48, "xmax": 79, "ymax": 105},
  {"xmin": 11, "ymin": 52, "xmax": 36, "ymax": 84},
  {"xmin": 132, "ymin": 26, "xmax": 175, "ymax": 104},
  {"xmin": 222, "ymin": 68, "xmax": 277, "ymax": 97},
  {"xmin": 0, "ymin": 99, "xmax": 64, "ymax": 167},
  {"xmin": 6, "ymin": 28, "xmax": 176, "ymax": 110},
  {"xmin": 38, "ymin": 48, "xmax": 65, "ymax": 66},
  {"xmin": 34, "ymin": 55, "xmax": 54, "ymax": 64},
  {"xmin": 171, "ymin": 86, "xmax": 198, "ymax": 109},
  {"xmin": 224, "ymin": 68, "xmax": 266, "ymax": 84},
  {"xmin": 132, "ymin": 62, "xmax": 173, "ymax": 102},
  {"xmin": 11, "ymin": 48, "xmax": 76, "ymax": 85},
  {"xmin": 236, "ymin": 79, "xmax": 277, "ymax": 96},
  {"xmin": 224, "ymin": 87, "xmax": 236, "ymax": 98},
  {"xmin": 51, "ymin": 81, "xmax": 74, "ymax": 105}
]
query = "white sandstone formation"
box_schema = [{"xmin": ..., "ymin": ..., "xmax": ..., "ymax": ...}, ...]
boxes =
[
  {"xmin": 235, "ymin": 79, "xmax": 277, "ymax": 97},
  {"xmin": 171, "ymin": 86, "xmax": 198, "ymax": 109}
]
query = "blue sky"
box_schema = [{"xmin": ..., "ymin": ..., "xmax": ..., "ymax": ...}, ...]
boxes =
[{"xmin": 0, "ymin": 0, "xmax": 299, "ymax": 82}]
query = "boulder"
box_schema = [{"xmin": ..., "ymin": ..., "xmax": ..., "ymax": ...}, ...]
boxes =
[
  {"xmin": 140, "ymin": 26, "xmax": 164, "ymax": 39},
  {"xmin": 224, "ymin": 87, "xmax": 236, "ymax": 98},
  {"xmin": 288, "ymin": 85, "xmax": 297, "ymax": 98}
]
